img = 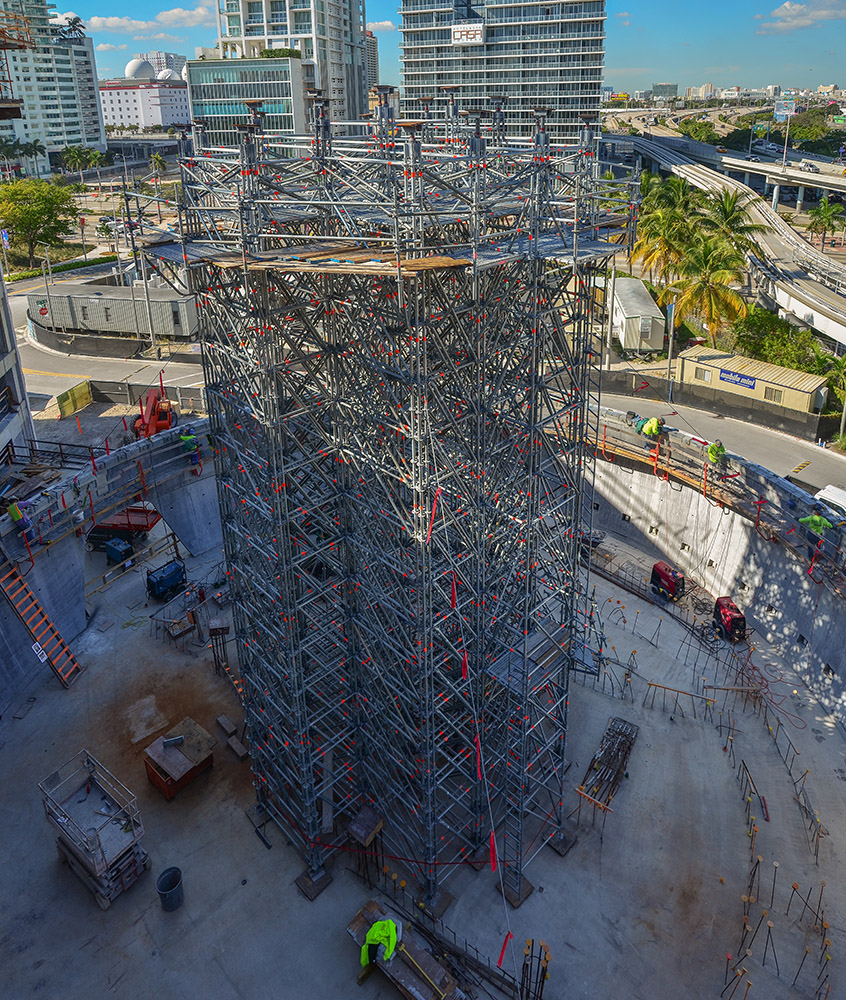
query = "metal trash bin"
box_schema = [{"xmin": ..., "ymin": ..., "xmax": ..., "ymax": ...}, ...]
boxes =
[{"xmin": 156, "ymin": 866, "xmax": 184, "ymax": 911}]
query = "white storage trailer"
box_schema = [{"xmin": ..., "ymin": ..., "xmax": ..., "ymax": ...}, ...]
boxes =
[{"xmin": 612, "ymin": 277, "xmax": 666, "ymax": 353}]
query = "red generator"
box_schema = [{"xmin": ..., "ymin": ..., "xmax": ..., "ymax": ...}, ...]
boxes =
[
  {"xmin": 650, "ymin": 561, "xmax": 685, "ymax": 601},
  {"xmin": 714, "ymin": 597, "xmax": 746, "ymax": 642}
]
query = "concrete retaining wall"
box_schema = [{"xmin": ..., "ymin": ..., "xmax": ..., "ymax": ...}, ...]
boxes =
[
  {"xmin": 592, "ymin": 458, "xmax": 846, "ymax": 720},
  {"xmin": 0, "ymin": 418, "xmax": 222, "ymax": 712}
]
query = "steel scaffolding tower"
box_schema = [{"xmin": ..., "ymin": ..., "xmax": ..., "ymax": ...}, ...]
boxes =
[{"xmin": 162, "ymin": 111, "xmax": 630, "ymax": 905}]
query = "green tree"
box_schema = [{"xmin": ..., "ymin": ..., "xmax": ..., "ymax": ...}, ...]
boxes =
[
  {"xmin": 700, "ymin": 188, "xmax": 769, "ymax": 256},
  {"xmin": 660, "ymin": 236, "xmax": 748, "ymax": 347},
  {"xmin": 149, "ymin": 152, "xmax": 167, "ymax": 222},
  {"xmin": 807, "ymin": 196, "xmax": 844, "ymax": 251},
  {"xmin": 60, "ymin": 144, "xmax": 90, "ymax": 187},
  {"xmin": 632, "ymin": 206, "xmax": 688, "ymax": 283},
  {"xmin": 88, "ymin": 149, "xmax": 105, "ymax": 194},
  {"xmin": 0, "ymin": 136, "xmax": 20, "ymax": 181},
  {"xmin": 0, "ymin": 179, "xmax": 76, "ymax": 267},
  {"xmin": 20, "ymin": 138, "xmax": 46, "ymax": 177}
]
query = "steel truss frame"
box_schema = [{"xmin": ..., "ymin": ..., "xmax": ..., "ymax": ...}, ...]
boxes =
[{"xmin": 161, "ymin": 116, "xmax": 630, "ymax": 904}]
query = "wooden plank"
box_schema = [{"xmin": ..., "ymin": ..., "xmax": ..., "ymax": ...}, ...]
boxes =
[{"xmin": 347, "ymin": 900, "xmax": 457, "ymax": 1000}]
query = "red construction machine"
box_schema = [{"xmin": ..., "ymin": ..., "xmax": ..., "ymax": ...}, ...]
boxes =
[
  {"xmin": 714, "ymin": 597, "xmax": 746, "ymax": 642},
  {"xmin": 650, "ymin": 561, "xmax": 685, "ymax": 601},
  {"xmin": 134, "ymin": 388, "xmax": 178, "ymax": 439}
]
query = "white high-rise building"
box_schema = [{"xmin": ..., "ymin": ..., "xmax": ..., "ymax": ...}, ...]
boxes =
[
  {"xmin": 400, "ymin": 0, "xmax": 605, "ymax": 141},
  {"xmin": 134, "ymin": 50, "xmax": 187, "ymax": 76},
  {"xmin": 214, "ymin": 0, "xmax": 366, "ymax": 123},
  {"xmin": 0, "ymin": 2, "xmax": 105, "ymax": 175}
]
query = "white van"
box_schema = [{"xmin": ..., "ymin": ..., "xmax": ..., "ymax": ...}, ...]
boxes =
[{"xmin": 814, "ymin": 485, "xmax": 846, "ymax": 519}]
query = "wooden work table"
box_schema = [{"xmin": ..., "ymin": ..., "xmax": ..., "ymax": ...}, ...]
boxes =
[{"xmin": 144, "ymin": 717, "xmax": 216, "ymax": 800}]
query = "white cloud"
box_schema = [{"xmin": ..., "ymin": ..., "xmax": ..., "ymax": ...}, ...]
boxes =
[
  {"xmin": 96, "ymin": 42, "xmax": 127, "ymax": 51},
  {"xmin": 49, "ymin": 10, "xmax": 79, "ymax": 25},
  {"xmin": 615, "ymin": 11, "xmax": 631, "ymax": 16},
  {"xmin": 52, "ymin": 5, "xmax": 215, "ymax": 35},
  {"xmin": 756, "ymin": 0, "xmax": 846, "ymax": 34},
  {"xmin": 88, "ymin": 15, "xmax": 156, "ymax": 32},
  {"xmin": 132, "ymin": 32, "xmax": 188, "ymax": 43},
  {"xmin": 366, "ymin": 20, "xmax": 397, "ymax": 32},
  {"xmin": 622, "ymin": 20, "xmax": 631, "ymax": 25},
  {"xmin": 156, "ymin": 6, "xmax": 216, "ymax": 28}
]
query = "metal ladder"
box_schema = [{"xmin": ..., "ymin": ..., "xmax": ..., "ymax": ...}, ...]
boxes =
[{"xmin": 0, "ymin": 561, "xmax": 83, "ymax": 687}]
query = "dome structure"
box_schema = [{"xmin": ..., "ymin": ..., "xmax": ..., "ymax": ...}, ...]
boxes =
[
  {"xmin": 124, "ymin": 58, "xmax": 155, "ymax": 79},
  {"xmin": 157, "ymin": 68, "xmax": 181, "ymax": 81},
  {"xmin": 181, "ymin": 63, "xmax": 189, "ymax": 82}
]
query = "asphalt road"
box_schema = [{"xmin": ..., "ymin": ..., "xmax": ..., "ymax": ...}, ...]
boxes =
[
  {"xmin": 11, "ymin": 268, "xmax": 846, "ymax": 491},
  {"xmin": 8, "ymin": 265, "xmax": 205, "ymax": 402}
]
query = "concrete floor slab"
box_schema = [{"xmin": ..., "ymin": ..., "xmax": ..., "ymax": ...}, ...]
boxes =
[{"xmin": 1, "ymin": 538, "xmax": 843, "ymax": 1000}]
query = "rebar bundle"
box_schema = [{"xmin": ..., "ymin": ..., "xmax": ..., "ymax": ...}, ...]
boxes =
[{"xmin": 158, "ymin": 113, "xmax": 631, "ymax": 903}]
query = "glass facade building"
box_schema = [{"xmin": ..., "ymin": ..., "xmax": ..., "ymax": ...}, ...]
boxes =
[
  {"xmin": 400, "ymin": 0, "xmax": 606, "ymax": 141},
  {"xmin": 187, "ymin": 57, "xmax": 307, "ymax": 148}
]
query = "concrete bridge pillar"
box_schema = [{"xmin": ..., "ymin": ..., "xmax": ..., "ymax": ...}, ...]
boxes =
[
  {"xmin": 796, "ymin": 185, "xmax": 805, "ymax": 213},
  {"xmin": 743, "ymin": 172, "xmax": 750, "ymax": 186},
  {"xmin": 771, "ymin": 184, "xmax": 780, "ymax": 211}
]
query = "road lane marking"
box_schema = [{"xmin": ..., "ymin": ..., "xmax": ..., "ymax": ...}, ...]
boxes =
[{"xmin": 22, "ymin": 367, "xmax": 88, "ymax": 379}]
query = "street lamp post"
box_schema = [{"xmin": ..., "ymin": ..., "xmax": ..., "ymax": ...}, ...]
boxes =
[{"xmin": 665, "ymin": 296, "xmax": 677, "ymax": 394}]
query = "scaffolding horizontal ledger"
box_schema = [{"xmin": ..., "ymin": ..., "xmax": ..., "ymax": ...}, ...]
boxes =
[{"xmin": 160, "ymin": 114, "xmax": 633, "ymax": 904}]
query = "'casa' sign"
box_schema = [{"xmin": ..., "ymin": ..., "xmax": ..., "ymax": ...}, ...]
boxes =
[{"xmin": 452, "ymin": 24, "xmax": 484, "ymax": 45}]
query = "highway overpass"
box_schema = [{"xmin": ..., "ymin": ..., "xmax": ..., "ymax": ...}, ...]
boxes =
[{"xmin": 604, "ymin": 133, "xmax": 846, "ymax": 344}]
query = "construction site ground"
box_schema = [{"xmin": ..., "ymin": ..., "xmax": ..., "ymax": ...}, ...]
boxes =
[{"xmin": 0, "ymin": 518, "xmax": 843, "ymax": 1000}]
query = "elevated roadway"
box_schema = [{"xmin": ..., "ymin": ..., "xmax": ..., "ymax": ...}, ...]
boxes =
[{"xmin": 605, "ymin": 133, "xmax": 846, "ymax": 344}]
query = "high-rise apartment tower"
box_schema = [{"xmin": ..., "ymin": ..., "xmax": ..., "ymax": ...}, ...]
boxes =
[
  {"xmin": 400, "ymin": 0, "xmax": 605, "ymax": 140},
  {"xmin": 214, "ymin": 0, "xmax": 366, "ymax": 123}
]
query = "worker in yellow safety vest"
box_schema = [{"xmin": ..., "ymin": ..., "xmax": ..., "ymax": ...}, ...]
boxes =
[
  {"xmin": 360, "ymin": 918, "xmax": 402, "ymax": 967},
  {"xmin": 707, "ymin": 439, "xmax": 726, "ymax": 464},
  {"xmin": 641, "ymin": 416, "xmax": 664, "ymax": 438}
]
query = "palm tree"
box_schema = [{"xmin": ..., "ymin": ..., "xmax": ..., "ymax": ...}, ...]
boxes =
[
  {"xmin": 26, "ymin": 138, "xmax": 46, "ymax": 177},
  {"xmin": 0, "ymin": 136, "xmax": 20, "ymax": 181},
  {"xmin": 149, "ymin": 152, "xmax": 167, "ymax": 222},
  {"xmin": 632, "ymin": 206, "xmax": 689, "ymax": 284},
  {"xmin": 807, "ymin": 196, "xmax": 845, "ymax": 251},
  {"xmin": 56, "ymin": 15, "xmax": 86, "ymax": 41},
  {"xmin": 660, "ymin": 236, "xmax": 748, "ymax": 348},
  {"xmin": 88, "ymin": 149, "xmax": 105, "ymax": 197},
  {"xmin": 61, "ymin": 144, "xmax": 87, "ymax": 186},
  {"xmin": 700, "ymin": 188, "xmax": 770, "ymax": 256}
]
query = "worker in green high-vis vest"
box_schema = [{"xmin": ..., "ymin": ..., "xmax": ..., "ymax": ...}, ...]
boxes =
[{"xmin": 360, "ymin": 918, "xmax": 401, "ymax": 967}]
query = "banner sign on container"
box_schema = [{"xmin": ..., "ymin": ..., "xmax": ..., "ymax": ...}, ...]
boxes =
[{"xmin": 719, "ymin": 368, "xmax": 756, "ymax": 390}]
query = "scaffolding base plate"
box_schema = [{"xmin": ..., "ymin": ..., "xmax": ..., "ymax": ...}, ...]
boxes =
[
  {"xmin": 465, "ymin": 845, "xmax": 490, "ymax": 872},
  {"xmin": 547, "ymin": 823, "xmax": 579, "ymax": 857},
  {"xmin": 295, "ymin": 867, "xmax": 333, "ymax": 901},
  {"xmin": 498, "ymin": 876, "xmax": 534, "ymax": 910},
  {"xmin": 419, "ymin": 889, "xmax": 453, "ymax": 920}
]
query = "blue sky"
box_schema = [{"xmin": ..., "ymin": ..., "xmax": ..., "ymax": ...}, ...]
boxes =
[{"xmin": 52, "ymin": 2, "xmax": 846, "ymax": 92}]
